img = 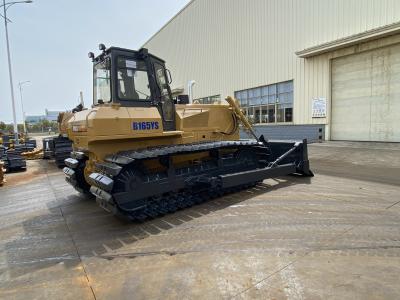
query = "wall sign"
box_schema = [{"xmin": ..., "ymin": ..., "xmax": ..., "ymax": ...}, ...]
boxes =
[{"xmin": 312, "ymin": 97, "xmax": 327, "ymax": 118}]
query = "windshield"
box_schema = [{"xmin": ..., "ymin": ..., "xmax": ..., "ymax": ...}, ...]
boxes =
[
  {"xmin": 117, "ymin": 57, "xmax": 151, "ymax": 100},
  {"xmin": 93, "ymin": 58, "xmax": 111, "ymax": 104}
]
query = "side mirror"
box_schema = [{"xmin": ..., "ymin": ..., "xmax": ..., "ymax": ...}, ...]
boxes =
[{"xmin": 166, "ymin": 69, "xmax": 172, "ymax": 84}]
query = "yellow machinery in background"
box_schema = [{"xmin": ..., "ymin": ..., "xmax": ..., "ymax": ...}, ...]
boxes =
[
  {"xmin": 0, "ymin": 161, "xmax": 5, "ymax": 186},
  {"xmin": 0, "ymin": 132, "xmax": 25, "ymax": 149},
  {"xmin": 63, "ymin": 45, "xmax": 313, "ymax": 221},
  {"xmin": 58, "ymin": 111, "xmax": 75, "ymax": 135},
  {"xmin": 21, "ymin": 148, "xmax": 43, "ymax": 160}
]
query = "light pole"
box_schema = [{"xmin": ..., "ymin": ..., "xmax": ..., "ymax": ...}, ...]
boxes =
[
  {"xmin": 18, "ymin": 80, "xmax": 30, "ymax": 135},
  {"xmin": 1, "ymin": 0, "xmax": 33, "ymax": 145}
]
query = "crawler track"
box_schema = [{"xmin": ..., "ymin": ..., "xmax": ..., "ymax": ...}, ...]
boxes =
[
  {"xmin": 64, "ymin": 139, "xmax": 312, "ymax": 221},
  {"xmin": 53, "ymin": 137, "xmax": 73, "ymax": 167}
]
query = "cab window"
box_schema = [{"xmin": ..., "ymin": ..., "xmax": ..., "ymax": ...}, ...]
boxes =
[
  {"xmin": 154, "ymin": 62, "xmax": 174, "ymax": 121},
  {"xmin": 93, "ymin": 58, "xmax": 111, "ymax": 104},
  {"xmin": 117, "ymin": 57, "xmax": 151, "ymax": 100}
]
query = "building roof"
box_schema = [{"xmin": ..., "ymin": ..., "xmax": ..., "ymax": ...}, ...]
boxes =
[
  {"xmin": 296, "ymin": 21, "xmax": 400, "ymax": 58},
  {"xmin": 142, "ymin": 0, "xmax": 196, "ymax": 47}
]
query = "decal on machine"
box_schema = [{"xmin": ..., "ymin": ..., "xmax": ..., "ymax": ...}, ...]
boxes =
[{"xmin": 132, "ymin": 121, "xmax": 159, "ymax": 131}]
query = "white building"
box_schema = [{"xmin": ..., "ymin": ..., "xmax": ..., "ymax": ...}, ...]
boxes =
[
  {"xmin": 144, "ymin": 0, "xmax": 400, "ymax": 142},
  {"xmin": 44, "ymin": 109, "xmax": 62, "ymax": 122},
  {"xmin": 26, "ymin": 109, "xmax": 63, "ymax": 124}
]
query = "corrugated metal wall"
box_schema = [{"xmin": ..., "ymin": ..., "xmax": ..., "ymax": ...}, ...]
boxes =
[{"xmin": 144, "ymin": 0, "xmax": 400, "ymax": 127}]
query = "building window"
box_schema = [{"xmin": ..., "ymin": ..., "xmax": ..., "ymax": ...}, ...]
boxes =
[
  {"xmin": 235, "ymin": 80, "xmax": 293, "ymax": 124},
  {"xmin": 194, "ymin": 94, "xmax": 221, "ymax": 104}
]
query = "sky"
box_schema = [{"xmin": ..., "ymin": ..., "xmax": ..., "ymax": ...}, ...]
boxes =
[{"xmin": 0, "ymin": 0, "xmax": 190, "ymax": 123}]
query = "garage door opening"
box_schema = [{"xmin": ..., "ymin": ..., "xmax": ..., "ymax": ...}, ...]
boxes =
[{"xmin": 331, "ymin": 43, "xmax": 400, "ymax": 142}]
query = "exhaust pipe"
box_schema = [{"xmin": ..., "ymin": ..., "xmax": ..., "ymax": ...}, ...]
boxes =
[{"xmin": 187, "ymin": 80, "xmax": 196, "ymax": 104}]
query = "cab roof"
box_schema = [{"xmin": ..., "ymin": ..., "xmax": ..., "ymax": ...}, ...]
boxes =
[{"xmin": 93, "ymin": 46, "xmax": 165, "ymax": 64}]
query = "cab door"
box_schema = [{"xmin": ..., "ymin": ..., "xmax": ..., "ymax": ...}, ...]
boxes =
[{"xmin": 153, "ymin": 62, "xmax": 176, "ymax": 131}]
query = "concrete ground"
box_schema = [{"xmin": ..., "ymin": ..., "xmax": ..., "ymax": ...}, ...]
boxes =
[{"xmin": 0, "ymin": 142, "xmax": 399, "ymax": 299}]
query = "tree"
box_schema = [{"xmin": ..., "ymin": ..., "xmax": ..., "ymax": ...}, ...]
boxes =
[
  {"xmin": 25, "ymin": 119, "xmax": 58, "ymax": 133},
  {"xmin": 0, "ymin": 123, "xmax": 15, "ymax": 133}
]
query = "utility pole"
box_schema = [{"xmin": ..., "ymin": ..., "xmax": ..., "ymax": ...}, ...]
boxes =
[
  {"xmin": 18, "ymin": 80, "xmax": 30, "ymax": 134},
  {"xmin": 1, "ymin": 0, "xmax": 33, "ymax": 144}
]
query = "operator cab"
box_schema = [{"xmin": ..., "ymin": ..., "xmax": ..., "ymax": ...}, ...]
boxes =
[{"xmin": 89, "ymin": 44, "xmax": 175, "ymax": 131}]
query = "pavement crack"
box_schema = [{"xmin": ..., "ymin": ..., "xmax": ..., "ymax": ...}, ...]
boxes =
[
  {"xmin": 230, "ymin": 186, "xmax": 400, "ymax": 297},
  {"xmin": 386, "ymin": 200, "xmax": 400, "ymax": 209},
  {"xmin": 45, "ymin": 165, "xmax": 97, "ymax": 300},
  {"xmin": 231, "ymin": 261, "xmax": 300, "ymax": 299},
  {"xmin": 99, "ymin": 250, "xmax": 178, "ymax": 260},
  {"xmin": 313, "ymin": 245, "xmax": 400, "ymax": 251},
  {"xmin": 59, "ymin": 207, "xmax": 97, "ymax": 300},
  {"xmin": 230, "ymin": 223, "xmax": 361, "ymax": 299}
]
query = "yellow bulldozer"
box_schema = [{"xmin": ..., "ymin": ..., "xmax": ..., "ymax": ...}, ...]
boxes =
[{"xmin": 64, "ymin": 44, "xmax": 313, "ymax": 221}]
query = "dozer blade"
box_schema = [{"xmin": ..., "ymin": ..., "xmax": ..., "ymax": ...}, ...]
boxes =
[
  {"xmin": 220, "ymin": 138, "xmax": 313, "ymax": 188},
  {"xmin": 265, "ymin": 138, "xmax": 314, "ymax": 177}
]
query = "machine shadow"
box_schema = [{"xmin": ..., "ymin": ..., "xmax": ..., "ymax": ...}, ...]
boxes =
[{"xmin": 4, "ymin": 175, "xmax": 311, "ymax": 279}]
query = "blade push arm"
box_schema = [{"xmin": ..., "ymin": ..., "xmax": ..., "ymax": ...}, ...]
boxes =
[{"xmin": 225, "ymin": 96, "xmax": 259, "ymax": 141}]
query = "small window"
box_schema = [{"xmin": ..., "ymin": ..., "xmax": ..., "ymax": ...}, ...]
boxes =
[
  {"xmin": 285, "ymin": 107, "xmax": 293, "ymax": 122},
  {"xmin": 93, "ymin": 58, "xmax": 111, "ymax": 104},
  {"xmin": 276, "ymin": 104, "xmax": 285, "ymax": 122},
  {"xmin": 268, "ymin": 84, "xmax": 276, "ymax": 96},
  {"xmin": 261, "ymin": 86, "xmax": 269, "ymax": 96},
  {"xmin": 194, "ymin": 94, "xmax": 221, "ymax": 104}
]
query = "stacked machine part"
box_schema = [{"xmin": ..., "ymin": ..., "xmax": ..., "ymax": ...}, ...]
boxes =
[
  {"xmin": 20, "ymin": 139, "xmax": 42, "ymax": 160},
  {"xmin": 53, "ymin": 136, "xmax": 73, "ymax": 167},
  {"xmin": 1, "ymin": 145, "xmax": 27, "ymax": 173},
  {"xmin": 43, "ymin": 136, "xmax": 73, "ymax": 167},
  {"xmin": 1, "ymin": 134, "xmax": 24, "ymax": 148},
  {"xmin": 42, "ymin": 137, "xmax": 55, "ymax": 159},
  {"xmin": 25, "ymin": 138, "xmax": 37, "ymax": 149}
]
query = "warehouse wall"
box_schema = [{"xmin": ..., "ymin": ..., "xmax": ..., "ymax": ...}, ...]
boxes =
[
  {"xmin": 144, "ymin": 0, "xmax": 400, "ymax": 128},
  {"xmin": 240, "ymin": 125, "xmax": 324, "ymax": 143}
]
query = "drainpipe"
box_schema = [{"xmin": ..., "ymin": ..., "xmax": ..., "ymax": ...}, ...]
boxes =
[{"xmin": 187, "ymin": 80, "xmax": 196, "ymax": 104}]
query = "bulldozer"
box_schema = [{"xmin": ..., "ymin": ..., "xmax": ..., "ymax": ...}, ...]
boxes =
[{"xmin": 63, "ymin": 44, "xmax": 313, "ymax": 221}]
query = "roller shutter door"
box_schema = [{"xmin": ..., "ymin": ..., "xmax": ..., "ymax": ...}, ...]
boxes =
[{"xmin": 331, "ymin": 43, "xmax": 400, "ymax": 142}]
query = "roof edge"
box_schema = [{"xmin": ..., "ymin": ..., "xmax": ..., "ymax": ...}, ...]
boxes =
[
  {"xmin": 141, "ymin": 0, "xmax": 196, "ymax": 48},
  {"xmin": 296, "ymin": 21, "xmax": 400, "ymax": 58}
]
